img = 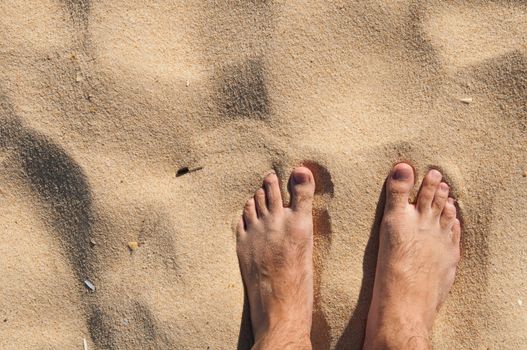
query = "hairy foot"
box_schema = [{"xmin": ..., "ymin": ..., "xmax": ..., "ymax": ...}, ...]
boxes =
[
  {"xmin": 364, "ymin": 163, "xmax": 461, "ymax": 350},
  {"xmin": 236, "ymin": 168, "xmax": 316, "ymax": 350}
]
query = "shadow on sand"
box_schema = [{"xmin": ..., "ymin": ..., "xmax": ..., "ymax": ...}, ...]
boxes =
[{"xmin": 334, "ymin": 184, "xmax": 386, "ymax": 349}]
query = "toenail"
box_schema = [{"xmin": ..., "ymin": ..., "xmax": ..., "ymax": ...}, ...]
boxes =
[
  {"xmin": 440, "ymin": 183, "xmax": 449, "ymax": 191},
  {"xmin": 392, "ymin": 166, "xmax": 411, "ymax": 180},
  {"xmin": 293, "ymin": 171, "xmax": 309, "ymax": 184},
  {"xmin": 429, "ymin": 169, "xmax": 442, "ymax": 178}
]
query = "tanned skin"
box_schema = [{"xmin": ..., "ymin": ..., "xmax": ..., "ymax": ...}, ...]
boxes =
[{"xmin": 236, "ymin": 163, "xmax": 460, "ymax": 350}]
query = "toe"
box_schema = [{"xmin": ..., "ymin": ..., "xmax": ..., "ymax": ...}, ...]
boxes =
[
  {"xmin": 236, "ymin": 218, "xmax": 247, "ymax": 241},
  {"xmin": 254, "ymin": 188, "xmax": 268, "ymax": 217},
  {"xmin": 440, "ymin": 198, "xmax": 457, "ymax": 230},
  {"xmin": 417, "ymin": 169, "xmax": 442, "ymax": 212},
  {"xmin": 432, "ymin": 182, "xmax": 449, "ymax": 215},
  {"xmin": 385, "ymin": 162, "xmax": 415, "ymax": 211},
  {"xmin": 263, "ymin": 172, "xmax": 283, "ymax": 213},
  {"xmin": 289, "ymin": 167, "xmax": 315, "ymax": 213},
  {"xmin": 243, "ymin": 198, "xmax": 258, "ymax": 224}
]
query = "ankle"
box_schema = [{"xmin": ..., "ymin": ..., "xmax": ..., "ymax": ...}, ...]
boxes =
[
  {"xmin": 363, "ymin": 310, "xmax": 431, "ymax": 350},
  {"xmin": 253, "ymin": 334, "xmax": 312, "ymax": 350},
  {"xmin": 253, "ymin": 318, "xmax": 312, "ymax": 350},
  {"xmin": 363, "ymin": 332, "xmax": 431, "ymax": 350}
]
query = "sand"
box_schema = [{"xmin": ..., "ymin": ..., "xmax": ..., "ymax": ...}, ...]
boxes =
[{"xmin": 0, "ymin": 1, "xmax": 525, "ymax": 349}]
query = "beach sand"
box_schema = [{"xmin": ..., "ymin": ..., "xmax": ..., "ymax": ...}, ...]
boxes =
[{"xmin": 0, "ymin": 1, "xmax": 526, "ymax": 349}]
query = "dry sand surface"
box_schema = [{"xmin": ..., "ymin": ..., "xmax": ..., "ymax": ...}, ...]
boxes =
[{"xmin": 0, "ymin": 1, "xmax": 526, "ymax": 349}]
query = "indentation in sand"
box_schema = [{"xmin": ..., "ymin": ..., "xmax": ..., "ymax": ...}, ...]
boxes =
[
  {"xmin": 215, "ymin": 58, "xmax": 270, "ymax": 119},
  {"xmin": 62, "ymin": 0, "xmax": 90, "ymax": 25},
  {"xmin": 425, "ymin": 2, "xmax": 526, "ymax": 69}
]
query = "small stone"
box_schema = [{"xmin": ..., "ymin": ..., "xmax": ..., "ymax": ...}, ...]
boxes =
[
  {"xmin": 123, "ymin": 318, "xmax": 129, "ymax": 325},
  {"xmin": 89, "ymin": 239, "xmax": 96, "ymax": 247},
  {"xmin": 518, "ymin": 299, "xmax": 523, "ymax": 306},
  {"xmin": 76, "ymin": 73, "xmax": 83, "ymax": 82},
  {"xmin": 84, "ymin": 279, "xmax": 96, "ymax": 292},
  {"xmin": 186, "ymin": 80, "xmax": 190, "ymax": 87},
  {"xmin": 523, "ymin": 171, "xmax": 527, "ymax": 177},
  {"xmin": 460, "ymin": 97, "xmax": 472, "ymax": 104},
  {"xmin": 128, "ymin": 241, "xmax": 140, "ymax": 252}
]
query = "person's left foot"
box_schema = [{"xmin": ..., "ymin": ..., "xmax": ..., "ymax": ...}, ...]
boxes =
[{"xmin": 236, "ymin": 168, "xmax": 316, "ymax": 350}]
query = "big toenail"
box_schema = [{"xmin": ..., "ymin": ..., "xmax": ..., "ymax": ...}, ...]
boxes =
[
  {"xmin": 392, "ymin": 167, "xmax": 411, "ymax": 180},
  {"xmin": 293, "ymin": 171, "xmax": 309, "ymax": 184}
]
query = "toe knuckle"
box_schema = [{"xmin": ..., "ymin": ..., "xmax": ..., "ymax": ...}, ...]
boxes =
[{"xmin": 426, "ymin": 181, "xmax": 439, "ymax": 189}]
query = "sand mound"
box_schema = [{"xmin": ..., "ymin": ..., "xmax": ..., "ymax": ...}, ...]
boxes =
[{"xmin": 1, "ymin": 1, "xmax": 525, "ymax": 349}]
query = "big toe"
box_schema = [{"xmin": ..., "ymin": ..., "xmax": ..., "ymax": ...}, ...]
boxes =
[
  {"xmin": 385, "ymin": 162, "xmax": 415, "ymax": 211},
  {"xmin": 289, "ymin": 167, "xmax": 315, "ymax": 213}
]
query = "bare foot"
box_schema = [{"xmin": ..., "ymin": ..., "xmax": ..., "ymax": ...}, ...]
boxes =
[
  {"xmin": 363, "ymin": 163, "xmax": 461, "ymax": 350},
  {"xmin": 236, "ymin": 168, "xmax": 316, "ymax": 350}
]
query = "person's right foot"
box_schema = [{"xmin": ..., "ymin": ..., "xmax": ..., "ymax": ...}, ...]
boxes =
[
  {"xmin": 363, "ymin": 163, "xmax": 461, "ymax": 350},
  {"xmin": 236, "ymin": 168, "xmax": 315, "ymax": 350}
]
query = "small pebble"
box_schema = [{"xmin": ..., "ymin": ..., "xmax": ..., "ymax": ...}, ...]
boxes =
[
  {"xmin": 460, "ymin": 97, "xmax": 472, "ymax": 104},
  {"xmin": 518, "ymin": 299, "xmax": 523, "ymax": 306},
  {"xmin": 84, "ymin": 279, "xmax": 96, "ymax": 292},
  {"xmin": 523, "ymin": 171, "xmax": 527, "ymax": 177},
  {"xmin": 128, "ymin": 241, "xmax": 140, "ymax": 252}
]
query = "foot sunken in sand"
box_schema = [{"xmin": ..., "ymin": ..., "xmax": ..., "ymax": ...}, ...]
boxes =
[
  {"xmin": 364, "ymin": 163, "xmax": 461, "ymax": 349},
  {"xmin": 236, "ymin": 168, "xmax": 316, "ymax": 350}
]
